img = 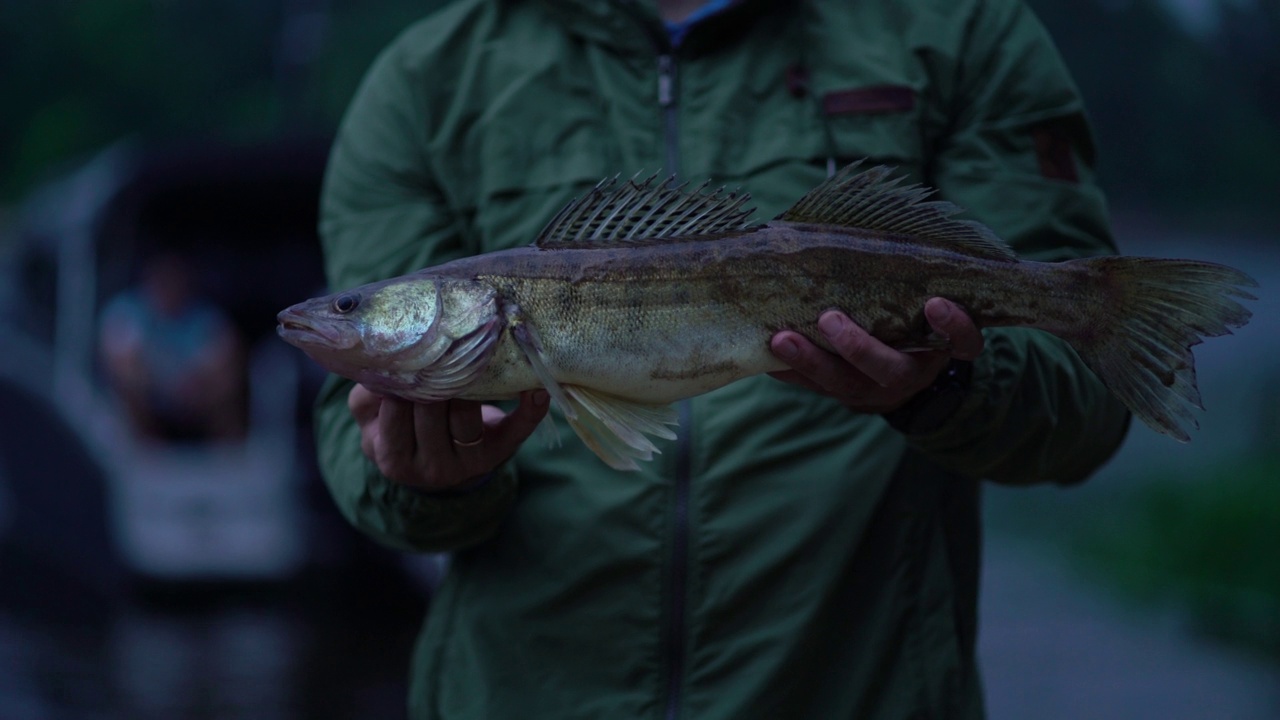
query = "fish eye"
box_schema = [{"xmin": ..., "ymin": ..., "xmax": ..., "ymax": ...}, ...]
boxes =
[{"xmin": 332, "ymin": 293, "xmax": 361, "ymax": 314}]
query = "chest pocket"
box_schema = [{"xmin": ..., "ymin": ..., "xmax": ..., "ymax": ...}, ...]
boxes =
[
  {"xmin": 817, "ymin": 84, "xmax": 922, "ymax": 167},
  {"xmin": 805, "ymin": 79, "xmax": 928, "ymax": 187},
  {"xmin": 704, "ymin": 65, "xmax": 929, "ymax": 219}
]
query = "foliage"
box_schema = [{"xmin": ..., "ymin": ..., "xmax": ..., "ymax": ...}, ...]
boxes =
[
  {"xmin": 1028, "ymin": 0, "xmax": 1280, "ymax": 228},
  {"xmin": 1, "ymin": 0, "xmax": 1278, "ymax": 226},
  {"xmin": 1075, "ymin": 455, "xmax": 1280, "ymax": 659},
  {"xmin": 0, "ymin": 0, "xmax": 440, "ymax": 200}
]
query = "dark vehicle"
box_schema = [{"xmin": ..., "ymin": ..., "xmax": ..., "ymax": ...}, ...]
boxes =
[
  {"xmin": 0, "ymin": 137, "xmax": 356, "ymax": 585},
  {"xmin": 0, "ymin": 138, "xmax": 441, "ymax": 719}
]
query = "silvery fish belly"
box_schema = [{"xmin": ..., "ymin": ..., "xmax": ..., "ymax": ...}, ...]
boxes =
[{"xmin": 277, "ymin": 163, "xmax": 1257, "ymax": 471}]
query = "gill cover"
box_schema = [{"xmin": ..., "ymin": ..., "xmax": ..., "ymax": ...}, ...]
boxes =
[
  {"xmin": 406, "ymin": 278, "xmax": 503, "ymax": 401},
  {"xmin": 347, "ymin": 276, "xmax": 502, "ymax": 400}
]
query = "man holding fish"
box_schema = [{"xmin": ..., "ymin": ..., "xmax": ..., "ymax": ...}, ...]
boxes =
[{"xmin": 288, "ymin": 0, "xmax": 1250, "ymax": 717}]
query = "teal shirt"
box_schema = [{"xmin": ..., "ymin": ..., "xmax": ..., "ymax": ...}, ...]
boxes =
[{"xmin": 665, "ymin": 0, "xmax": 735, "ymax": 44}]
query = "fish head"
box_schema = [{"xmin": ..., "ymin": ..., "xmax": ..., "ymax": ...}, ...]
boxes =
[{"xmin": 277, "ymin": 275, "xmax": 501, "ymax": 396}]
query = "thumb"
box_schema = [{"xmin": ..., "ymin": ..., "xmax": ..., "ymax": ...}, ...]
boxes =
[
  {"xmin": 925, "ymin": 297, "xmax": 983, "ymax": 361},
  {"xmin": 483, "ymin": 390, "xmax": 550, "ymax": 462}
]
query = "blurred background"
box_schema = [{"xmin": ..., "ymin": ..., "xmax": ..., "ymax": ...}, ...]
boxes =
[{"xmin": 0, "ymin": 0, "xmax": 1275, "ymax": 718}]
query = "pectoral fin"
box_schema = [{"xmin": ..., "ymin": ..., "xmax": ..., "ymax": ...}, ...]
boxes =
[
  {"xmin": 562, "ymin": 385, "xmax": 677, "ymax": 471},
  {"xmin": 534, "ymin": 413, "xmax": 561, "ymax": 449},
  {"xmin": 505, "ymin": 303, "xmax": 575, "ymax": 417}
]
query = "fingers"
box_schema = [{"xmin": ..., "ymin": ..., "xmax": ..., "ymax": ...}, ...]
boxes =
[
  {"xmin": 770, "ymin": 307, "xmax": 966, "ymax": 413},
  {"xmin": 349, "ymin": 384, "xmax": 383, "ymax": 462},
  {"xmin": 816, "ymin": 312, "xmax": 910, "ymax": 389},
  {"xmin": 924, "ymin": 298, "xmax": 984, "ymax": 360},
  {"xmin": 347, "ymin": 382, "xmax": 549, "ymax": 490},
  {"xmin": 484, "ymin": 390, "xmax": 550, "ymax": 462},
  {"xmin": 348, "ymin": 384, "xmax": 381, "ymax": 426},
  {"xmin": 373, "ymin": 396, "xmax": 421, "ymax": 482},
  {"xmin": 412, "ymin": 398, "xmax": 454, "ymax": 461},
  {"xmin": 480, "ymin": 404, "xmax": 509, "ymax": 425},
  {"xmin": 771, "ymin": 329, "xmax": 875, "ymax": 401},
  {"xmin": 446, "ymin": 399, "xmax": 485, "ymax": 447},
  {"xmin": 429, "ymin": 399, "xmax": 490, "ymax": 472},
  {"xmin": 440, "ymin": 391, "xmax": 548, "ymax": 477}
]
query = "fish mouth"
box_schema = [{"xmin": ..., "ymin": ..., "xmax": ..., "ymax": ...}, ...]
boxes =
[{"xmin": 276, "ymin": 308, "xmax": 356, "ymax": 349}]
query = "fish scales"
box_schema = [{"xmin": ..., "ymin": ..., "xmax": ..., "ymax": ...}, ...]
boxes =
[
  {"xmin": 453, "ymin": 225, "xmax": 1077, "ymax": 401},
  {"xmin": 278, "ymin": 163, "xmax": 1256, "ymax": 470}
]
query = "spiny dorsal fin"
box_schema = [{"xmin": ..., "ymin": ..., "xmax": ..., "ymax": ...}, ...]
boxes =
[
  {"xmin": 535, "ymin": 174, "xmax": 757, "ymax": 247},
  {"xmin": 777, "ymin": 162, "xmax": 1017, "ymax": 261}
]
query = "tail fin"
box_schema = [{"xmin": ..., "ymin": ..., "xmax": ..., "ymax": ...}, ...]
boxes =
[{"xmin": 1072, "ymin": 256, "xmax": 1257, "ymax": 441}]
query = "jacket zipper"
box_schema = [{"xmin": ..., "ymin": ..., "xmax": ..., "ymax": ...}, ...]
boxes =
[
  {"xmin": 665, "ymin": 401, "xmax": 691, "ymax": 720},
  {"xmin": 657, "ymin": 51, "xmax": 691, "ymax": 720},
  {"xmin": 658, "ymin": 54, "xmax": 680, "ymax": 178}
]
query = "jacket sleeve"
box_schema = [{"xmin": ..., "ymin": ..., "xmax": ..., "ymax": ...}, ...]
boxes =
[
  {"xmin": 313, "ymin": 38, "xmax": 518, "ymax": 552},
  {"xmin": 906, "ymin": 0, "xmax": 1131, "ymax": 485}
]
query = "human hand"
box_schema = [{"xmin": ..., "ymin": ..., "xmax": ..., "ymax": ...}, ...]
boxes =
[
  {"xmin": 768, "ymin": 298, "xmax": 983, "ymax": 414},
  {"xmin": 348, "ymin": 384, "xmax": 549, "ymax": 492}
]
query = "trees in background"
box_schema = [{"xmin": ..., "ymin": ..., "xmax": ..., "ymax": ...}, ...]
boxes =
[
  {"xmin": 1029, "ymin": 0, "xmax": 1280, "ymax": 228},
  {"xmin": 0, "ymin": 0, "xmax": 435, "ymax": 200},
  {"xmin": 2, "ymin": 0, "xmax": 1277, "ymax": 226}
]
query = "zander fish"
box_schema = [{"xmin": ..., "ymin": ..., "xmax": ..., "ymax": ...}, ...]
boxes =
[{"xmin": 278, "ymin": 164, "xmax": 1257, "ymax": 470}]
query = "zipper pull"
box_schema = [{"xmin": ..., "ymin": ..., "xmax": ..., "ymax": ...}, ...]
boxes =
[{"xmin": 658, "ymin": 54, "xmax": 676, "ymax": 108}]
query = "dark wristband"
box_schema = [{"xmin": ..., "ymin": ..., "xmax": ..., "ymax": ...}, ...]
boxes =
[
  {"xmin": 403, "ymin": 472, "xmax": 495, "ymax": 498},
  {"xmin": 882, "ymin": 359, "xmax": 974, "ymax": 435}
]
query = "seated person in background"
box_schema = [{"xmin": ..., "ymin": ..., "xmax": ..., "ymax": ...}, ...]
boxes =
[{"xmin": 99, "ymin": 252, "xmax": 246, "ymax": 442}]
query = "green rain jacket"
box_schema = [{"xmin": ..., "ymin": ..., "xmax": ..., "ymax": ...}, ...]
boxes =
[{"xmin": 315, "ymin": 0, "xmax": 1130, "ymax": 717}]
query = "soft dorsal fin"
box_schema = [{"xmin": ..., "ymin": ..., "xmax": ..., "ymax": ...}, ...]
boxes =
[
  {"xmin": 535, "ymin": 174, "xmax": 757, "ymax": 247},
  {"xmin": 777, "ymin": 162, "xmax": 1017, "ymax": 261}
]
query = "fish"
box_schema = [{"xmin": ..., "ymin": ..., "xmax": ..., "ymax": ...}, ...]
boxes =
[{"xmin": 277, "ymin": 163, "xmax": 1257, "ymax": 470}]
